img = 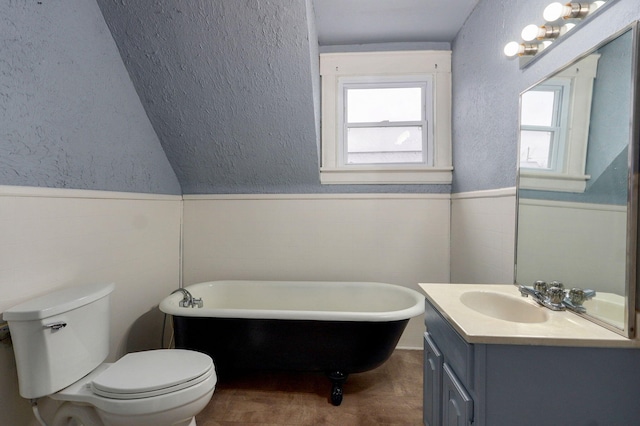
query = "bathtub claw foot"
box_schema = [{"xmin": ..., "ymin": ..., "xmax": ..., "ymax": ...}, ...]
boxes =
[
  {"xmin": 327, "ymin": 371, "xmax": 348, "ymax": 406},
  {"xmin": 331, "ymin": 384, "xmax": 343, "ymax": 406}
]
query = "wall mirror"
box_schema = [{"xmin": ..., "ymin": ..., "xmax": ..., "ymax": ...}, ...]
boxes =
[{"xmin": 515, "ymin": 21, "xmax": 640, "ymax": 337}]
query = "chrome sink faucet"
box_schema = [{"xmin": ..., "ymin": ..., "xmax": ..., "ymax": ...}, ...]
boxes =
[
  {"xmin": 518, "ymin": 281, "xmax": 564, "ymax": 311},
  {"xmin": 171, "ymin": 288, "xmax": 203, "ymax": 308},
  {"xmin": 518, "ymin": 281, "xmax": 595, "ymax": 313},
  {"xmin": 564, "ymin": 287, "xmax": 596, "ymax": 313}
]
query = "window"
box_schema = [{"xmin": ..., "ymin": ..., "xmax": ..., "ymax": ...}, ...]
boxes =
[
  {"xmin": 320, "ymin": 51, "xmax": 452, "ymax": 185},
  {"xmin": 341, "ymin": 76, "xmax": 431, "ymax": 166},
  {"xmin": 520, "ymin": 80, "xmax": 570, "ymax": 171},
  {"xmin": 519, "ymin": 54, "xmax": 600, "ymax": 193}
]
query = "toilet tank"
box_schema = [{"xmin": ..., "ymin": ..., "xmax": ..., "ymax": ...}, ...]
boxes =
[{"xmin": 3, "ymin": 282, "xmax": 115, "ymax": 399}]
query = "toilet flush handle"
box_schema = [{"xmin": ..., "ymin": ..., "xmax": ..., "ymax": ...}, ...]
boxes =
[{"xmin": 44, "ymin": 321, "xmax": 67, "ymax": 331}]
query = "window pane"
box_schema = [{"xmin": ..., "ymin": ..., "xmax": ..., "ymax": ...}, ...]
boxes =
[
  {"xmin": 347, "ymin": 87, "xmax": 422, "ymax": 123},
  {"xmin": 347, "ymin": 126, "xmax": 423, "ymax": 164},
  {"xmin": 521, "ymin": 90, "xmax": 556, "ymax": 126},
  {"xmin": 520, "ymin": 130, "xmax": 552, "ymax": 169}
]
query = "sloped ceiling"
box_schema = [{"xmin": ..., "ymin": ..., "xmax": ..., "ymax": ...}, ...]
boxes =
[
  {"xmin": 97, "ymin": 0, "xmax": 479, "ymax": 194},
  {"xmin": 97, "ymin": 0, "xmax": 320, "ymax": 194}
]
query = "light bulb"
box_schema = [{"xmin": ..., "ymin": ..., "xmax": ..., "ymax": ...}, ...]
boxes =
[
  {"xmin": 526, "ymin": 22, "xmax": 576, "ymax": 40},
  {"xmin": 543, "ymin": 2, "xmax": 570, "ymax": 22},
  {"xmin": 521, "ymin": 24, "xmax": 544, "ymax": 42},
  {"xmin": 504, "ymin": 41, "xmax": 523, "ymax": 58},
  {"xmin": 592, "ymin": 1, "xmax": 605, "ymax": 11},
  {"xmin": 544, "ymin": 1, "xmax": 604, "ymax": 21}
]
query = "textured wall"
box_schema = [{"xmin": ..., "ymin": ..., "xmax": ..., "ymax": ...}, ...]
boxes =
[
  {"xmin": 306, "ymin": 0, "xmax": 321, "ymax": 162},
  {"xmin": 97, "ymin": 0, "xmax": 320, "ymax": 194},
  {"xmin": 0, "ymin": 0, "xmax": 181, "ymax": 194},
  {"xmin": 452, "ymin": 0, "xmax": 640, "ymax": 193}
]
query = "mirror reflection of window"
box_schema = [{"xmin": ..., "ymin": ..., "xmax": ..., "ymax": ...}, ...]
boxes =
[{"xmin": 519, "ymin": 82, "xmax": 569, "ymax": 171}]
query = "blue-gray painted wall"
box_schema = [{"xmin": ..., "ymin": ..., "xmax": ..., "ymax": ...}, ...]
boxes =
[
  {"xmin": 3, "ymin": 0, "xmax": 640, "ymax": 195},
  {"xmin": 97, "ymin": 0, "xmax": 323, "ymax": 195},
  {"xmin": 305, "ymin": 0, "xmax": 322, "ymax": 164},
  {"xmin": 0, "ymin": 0, "xmax": 181, "ymax": 195},
  {"xmin": 452, "ymin": 0, "xmax": 640, "ymax": 193},
  {"xmin": 586, "ymin": 30, "xmax": 633, "ymax": 189}
]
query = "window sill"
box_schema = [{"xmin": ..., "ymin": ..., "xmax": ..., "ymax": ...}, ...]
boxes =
[
  {"xmin": 320, "ymin": 167, "xmax": 453, "ymax": 185},
  {"xmin": 519, "ymin": 172, "xmax": 591, "ymax": 193}
]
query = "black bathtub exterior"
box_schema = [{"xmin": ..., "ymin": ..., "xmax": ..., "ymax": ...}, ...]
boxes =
[{"xmin": 172, "ymin": 316, "xmax": 409, "ymax": 404}]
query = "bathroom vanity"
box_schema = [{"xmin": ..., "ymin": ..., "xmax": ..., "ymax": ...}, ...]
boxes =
[
  {"xmin": 423, "ymin": 16, "xmax": 640, "ymax": 426},
  {"xmin": 420, "ymin": 284, "xmax": 640, "ymax": 426}
]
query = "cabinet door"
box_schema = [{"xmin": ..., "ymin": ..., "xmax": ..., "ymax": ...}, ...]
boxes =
[
  {"xmin": 442, "ymin": 363, "xmax": 473, "ymax": 426},
  {"xmin": 424, "ymin": 333, "xmax": 443, "ymax": 426}
]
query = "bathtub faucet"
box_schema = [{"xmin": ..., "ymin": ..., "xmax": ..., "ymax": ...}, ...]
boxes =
[{"xmin": 171, "ymin": 288, "xmax": 203, "ymax": 308}]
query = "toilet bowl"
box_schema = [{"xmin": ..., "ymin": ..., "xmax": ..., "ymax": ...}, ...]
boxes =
[
  {"xmin": 50, "ymin": 349, "xmax": 216, "ymax": 426},
  {"xmin": 3, "ymin": 283, "xmax": 216, "ymax": 426}
]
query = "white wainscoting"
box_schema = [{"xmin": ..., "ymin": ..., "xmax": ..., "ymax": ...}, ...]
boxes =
[
  {"xmin": 0, "ymin": 187, "xmax": 518, "ymax": 424},
  {"xmin": 517, "ymin": 198, "xmax": 626, "ymax": 294},
  {"xmin": 450, "ymin": 188, "xmax": 517, "ymax": 284},
  {"xmin": 182, "ymin": 194, "xmax": 451, "ymax": 349},
  {"xmin": 0, "ymin": 186, "xmax": 182, "ymax": 425}
]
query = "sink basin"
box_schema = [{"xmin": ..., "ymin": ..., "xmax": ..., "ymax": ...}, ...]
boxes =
[{"xmin": 460, "ymin": 290, "xmax": 549, "ymax": 323}]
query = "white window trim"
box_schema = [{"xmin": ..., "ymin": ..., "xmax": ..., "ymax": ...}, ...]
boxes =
[
  {"xmin": 520, "ymin": 54, "xmax": 600, "ymax": 193},
  {"xmin": 320, "ymin": 51, "xmax": 452, "ymax": 185}
]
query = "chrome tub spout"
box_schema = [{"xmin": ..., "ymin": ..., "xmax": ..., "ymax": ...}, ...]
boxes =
[{"xmin": 171, "ymin": 288, "xmax": 203, "ymax": 308}]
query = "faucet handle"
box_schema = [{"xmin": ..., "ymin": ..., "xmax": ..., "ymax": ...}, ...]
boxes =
[
  {"xmin": 533, "ymin": 280, "xmax": 548, "ymax": 295},
  {"xmin": 568, "ymin": 288, "xmax": 586, "ymax": 305},
  {"xmin": 550, "ymin": 280, "xmax": 564, "ymax": 290},
  {"xmin": 568, "ymin": 288, "xmax": 595, "ymax": 305},
  {"xmin": 547, "ymin": 286, "xmax": 565, "ymax": 304}
]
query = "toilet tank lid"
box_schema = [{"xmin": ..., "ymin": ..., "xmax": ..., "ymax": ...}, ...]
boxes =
[{"xmin": 3, "ymin": 283, "xmax": 115, "ymax": 321}]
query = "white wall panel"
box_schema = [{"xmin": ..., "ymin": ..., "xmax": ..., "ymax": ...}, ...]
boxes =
[
  {"xmin": 183, "ymin": 194, "xmax": 451, "ymax": 348},
  {"xmin": 517, "ymin": 199, "xmax": 626, "ymax": 294},
  {"xmin": 451, "ymin": 189, "xmax": 516, "ymax": 284},
  {"xmin": 0, "ymin": 186, "xmax": 181, "ymax": 425}
]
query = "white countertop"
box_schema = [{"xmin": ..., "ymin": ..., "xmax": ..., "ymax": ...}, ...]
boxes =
[{"xmin": 419, "ymin": 283, "xmax": 640, "ymax": 348}]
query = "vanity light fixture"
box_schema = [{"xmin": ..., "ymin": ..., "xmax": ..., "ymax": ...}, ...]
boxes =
[
  {"xmin": 504, "ymin": 1, "xmax": 608, "ymax": 61},
  {"xmin": 521, "ymin": 23, "xmax": 575, "ymax": 41},
  {"xmin": 504, "ymin": 41, "xmax": 552, "ymax": 58},
  {"xmin": 543, "ymin": 1, "xmax": 605, "ymax": 22}
]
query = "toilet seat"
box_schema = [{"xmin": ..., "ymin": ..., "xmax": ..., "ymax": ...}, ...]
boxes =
[
  {"xmin": 51, "ymin": 349, "xmax": 217, "ymax": 418},
  {"xmin": 91, "ymin": 349, "xmax": 214, "ymax": 399}
]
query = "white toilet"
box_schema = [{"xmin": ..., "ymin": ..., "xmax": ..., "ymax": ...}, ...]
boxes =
[{"xmin": 3, "ymin": 282, "xmax": 216, "ymax": 426}]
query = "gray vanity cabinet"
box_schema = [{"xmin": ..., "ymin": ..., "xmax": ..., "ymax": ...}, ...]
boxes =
[
  {"xmin": 441, "ymin": 363, "xmax": 473, "ymax": 426},
  {"xmin": 423, "ymin": 333, "xmax": 442, "ymax": 426},
  {"xmin": 424, "ymin": 299, "xmax": 640, "ymax": 426},
  {"xmin": 423, "ymin": 306, "xmax": 474, "ymax": 426},
  {"xmin": 423, "ymin": 331, "xmax": 473, "ymax": 426}
]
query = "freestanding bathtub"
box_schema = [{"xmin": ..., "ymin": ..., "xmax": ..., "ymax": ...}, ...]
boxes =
[{"xmin": 159, "ymin": 280, "xmax": 424, "ymax": 405}]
